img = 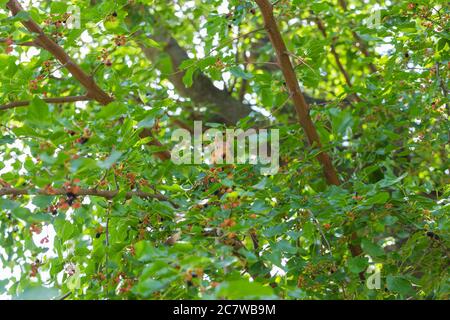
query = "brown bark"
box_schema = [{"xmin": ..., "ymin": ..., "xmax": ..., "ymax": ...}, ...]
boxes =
[
  {"xmin": 138, "ymin": 29, "xmax": 252, "ymax": 125},
  {"xmin": 255, "ymin": 0, "xmax": 364, "ymax": 266},
  {"xmin": 0, "ymin": 187, "xmax": 178, "ymax": 207},
  {"xmin": 255, "ymin": 0, "xmax": 340, "ymax": 186}
]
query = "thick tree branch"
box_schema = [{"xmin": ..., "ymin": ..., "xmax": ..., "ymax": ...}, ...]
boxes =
[
  {"xmin": 255, "ymin": 0, "xmax": 340, "ymax": 186},
  {"xmin": 0, "ymin": 95, "xmax": 91, "ymax": 111},
  {"xmin": 138, "ymin": 28, "xmax": 251, "ymax": 125},
  {"xmin": 255, "ymin": 0, "xmax": 364, "ymax": 267},
  {"xmin": 0, "ymin": 187, "xmax": 178, "ymax": 207},
  {"xmin": 6, "ymin": 0, "xmax": 113, "ymax": 105}
]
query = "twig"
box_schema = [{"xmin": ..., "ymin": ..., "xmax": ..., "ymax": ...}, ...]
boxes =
[
  {"xmin": 56, "ymin": 292, "xmax": 72, "ymax": 300},
  {"xmin": 0, "ymin": 95, "xmax": 91, "ymax": 111},
  {"xmin": 308, "ymin": 210, "xmax": 333, "ymax": 258},
  {"xmin": 0, "ymin": 187, "xmax": 178, "ymax": 208}
]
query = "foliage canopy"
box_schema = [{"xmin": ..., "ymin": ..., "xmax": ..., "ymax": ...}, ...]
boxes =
[{"xmin": 0, "ymin": 0, "xmax": 448, "ymax": 300}]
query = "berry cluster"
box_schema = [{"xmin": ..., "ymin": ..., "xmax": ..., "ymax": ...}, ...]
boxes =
[
  {"xmin": 30, "ymin": 259, "xmax": 40, "ymax": 277},
  {"xmin": 98, "ymin": 48, "xmax": 112, "ymax": 67},
  {"xmin": 44, "ymin": 13, "xmax": 72, "ymax": 42},
  {"xmin": 44, "ymin": 180, "xmax": 82, "ymax": 213},
  {"xmin": 184, "ymin": 268, "xmax": 204, "ymax": 287},
  {"xmin": 114, "ymin": 35, "xmax": 126, "ymax": 47},
  {"xmin": 59, "ymin": 180, "xmax": 81, "ymax": 209},
  {"xmin": 3, "ymin": 37, "xmax": 13, "ymax": 54},
  {"xmin": 29, "ymin": 74, "xmax": 45, "ymax": 92},
  {"xmin": 29, "ymin": 223, "xmax": 42, "ymax": 235},
  {"xmin": 75, "ymin": 128, "xmax": 92, "ymax": 145}
]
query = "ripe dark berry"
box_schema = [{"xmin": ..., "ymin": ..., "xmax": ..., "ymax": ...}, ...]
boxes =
[
  {"xmin": 66, "ymin": 192, "xmax": 77, "ymax": 206},
  {"xmin": 77, "ymin": 137, "xmax": 89, "ymax": 144},
  {"xmin": 426, "ymin": 231, "xmax": 440, "ymax": 241}
]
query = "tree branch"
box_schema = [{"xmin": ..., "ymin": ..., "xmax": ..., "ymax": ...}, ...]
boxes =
[
  {"xmin": 6, "ymin": 1, "xmax": 169, "ymax": 162},
  {"xmin": 255, "ymin": 0, "xmax": 340, "ymax": 186},
  {"xmin": 0, "ymin": 95, "xmax": 91, "ymax": 111},
  {"xmin": 0, "ymin": 187, "xmax": 178, "ymax": 207},
  {"xmin": 315, "ymin": 17, "xmax": 352, "ymax": 88},
  {"xmin": 255, "ymin": 0, "xmax": 364, "ymax": 267},
  {"xmin": 137, "ymin": 24, "xmax": 252, "ymax": 125},
  {"xmin": 6, "ymin": 0, "xmax": 113, "ymax": 105}
]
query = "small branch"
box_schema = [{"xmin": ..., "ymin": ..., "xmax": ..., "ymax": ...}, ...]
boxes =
[
  {"xmin": 337, "ymin": 0, "xmax": 377, "ymax": 73},
  {"xmin": 249, "ymin": 229, "xmax": 259, "ymax": 251},
  {"xmin": 315, "ymin": 17, "xmax": 352, "ymax": 87},
  {"xmin": 205, "ymin": 28, "xmax": 265, "ymax": 58},
  {"xmin": 0, "ymin": 187, "xmax": 178, "ymax": 208},
  {"xmin": 308, "ymin": 210, "xmax": 333, "ymax": 258},
  {"xmin": 0, "ymin": 38, "xmax": 38, "ymax": 47},
  {"xmin": 314, "ymin": 16, "xmax": 361, "ymax": 102},
  {"xmin": 0, "ymin": 95, "xmax": 91, "ymax": 111}
]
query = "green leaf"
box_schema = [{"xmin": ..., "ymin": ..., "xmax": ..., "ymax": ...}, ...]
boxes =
[
  {"xmin": 311, "ymin": 2, "xmax": 329, "ymax": 12},
  {"xmin": 32, "ymin": 195, "xmax": 54, "ymax": 208},
  {"xmin": 348, "ymin": 257, "xmax": 369, "ymax": 273},
  {"xmin": 28, "ymin": 97, "xmax": 49, "ymax": 123},
  {"xmin": 134, "ymin": 240, "xmax": 157, "ymax": 262},
  {"xmin": 229, "ymin": 66, "xmax": 253, "ymax": 79},
  {"xmin": 50, "ymin": 2, "xmax": 68, "ymax": 14},
  {"xmin": 182, "ymin": 67, "xmax": 195, "ymax": 87},
  {"xmin": 12, "ymin": 207, "xmax": 31, "ymax": 222},
  {"xmin": 216, "ymin": 280, "xmax": 275, "ymax": 299},
  {"xmin": 361, "ymin": 239, "xmax": 385, "ymax": 257},
  {"xmin": 133, "ymin": 279, "xmax": 167, "ymax": 297},
  {"xmin": 386, "ymin": 276, "xmax": 415, "ymax": 296},
  {"xmin": 141, "ymin": 38, "xmax": 161, "ymax": 48},
  {"xmin": 10, "ymin": 11, "xmax": 31, "ymax": 22},
  {"xmin": 96, "ymin": 102, "xmax": 128, "ymax": 119},
  {"xmin": 364, "ymin": 192, "xmax": 390, "ymax": 206},
  {"xmin": 137, "ymin": 116, "xmax": 155, "ymax": 129},
  {"xmin": 97, "ymin": 150, "xmax": 122, "ymax": 169}
]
